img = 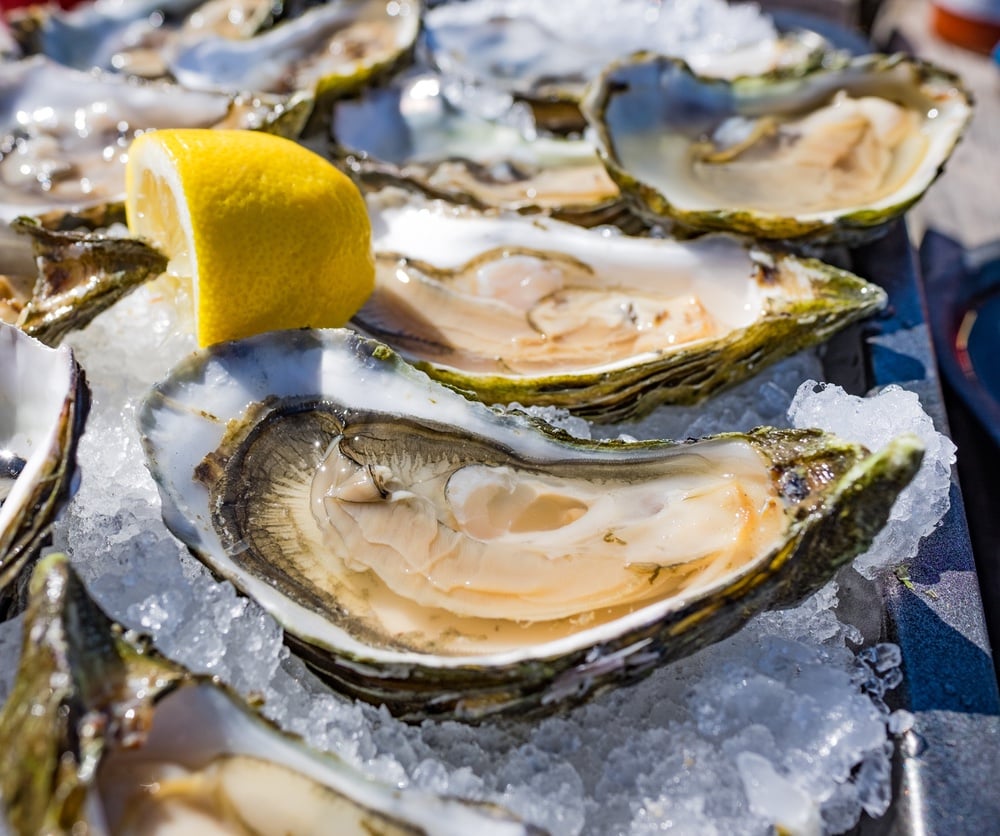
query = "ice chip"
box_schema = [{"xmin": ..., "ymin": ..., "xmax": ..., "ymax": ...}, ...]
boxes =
[
  {"xmin": 788, "ymin": 381, "xmax": 955, "ymax": 577},
  {"xmin": 888, "ymin": 709, "xmax": 916, "ymax": 735},
  {"xmin": 856, "ymin": 743, "xmax": 894, "ymax": 817},
  {"xmin": 860, "ymin": 642, "xmax": 903, "ymax": 673},
  {"xmin": 736, "ymin": 751, "xmax": 823, "ymax": 836}
]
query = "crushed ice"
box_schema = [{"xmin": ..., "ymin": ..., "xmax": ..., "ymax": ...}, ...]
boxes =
[{"xmin": 0, "ymin": 265, "xmax": 956, "ymax": 834}]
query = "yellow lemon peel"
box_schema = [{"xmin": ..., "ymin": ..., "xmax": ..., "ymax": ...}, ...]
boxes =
[{"xmin": 125, "ymin": 129, "xmax": 374, "ymax": 347}]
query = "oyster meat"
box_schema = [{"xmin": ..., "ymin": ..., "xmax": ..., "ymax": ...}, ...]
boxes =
[
  {"xmin": 0, "ymin": 554, "xmax": 540, "ymax": 835},
  {"xmin": 0, "ymin": 323, "xmax": 89, "ymax": 617},
  {"xmin": 355, "ymin": 190, "xmax": 887, "ymax": 421},
  {"xmin": 583, "ymin": 53, "xmax": 973, "ymax": 243},
  {"xmin": 139, "ymin": 329, "xmax": 923, "ymax": 720},
  {"xmin": 330, "ymin": 72, "xmax": 624, "ymax": 226}
]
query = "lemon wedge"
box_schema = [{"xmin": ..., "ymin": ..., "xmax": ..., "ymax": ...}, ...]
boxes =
[{"xmin": 125, "ymin": 129, "xmax": 374, "ymax": 347}]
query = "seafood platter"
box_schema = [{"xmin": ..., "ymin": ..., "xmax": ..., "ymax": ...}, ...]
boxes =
[{"xmin": 0, "ymin": 0, "xmax": 994, "ymax": 834}]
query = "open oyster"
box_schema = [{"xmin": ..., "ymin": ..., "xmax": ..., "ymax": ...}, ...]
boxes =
[
  {"xmin": 9, "ymin": 0, "xmax": 271, "ymax": 79},
  {"xmin": 423, "ymin": 0, "xmax": 829, "ymax": 132},
  {"xmin": 330, "ymin": 72, "xmax": 625, "ymax": 226},
  {"xmin": 583, "ymin": 53, "xmax": 973, "ymax": 243},
  {"xmin": 13, "ymin": 0, "xmax": 421, "ymax": 102},
  {"xmin": 0, "ymin": 553, "xmax": 540, "ymax": 834},
  {"xmin": 0, "ymin": 56, "xmax": 309, "ymax": 242},
  {"xmin": 0, "ymin": 324, "xmax": 89, "ymax": 617},
  {"xmin": 139, "ymin": 329, "xmax": 923, "ymax": 720},
  {"xmin": 170, "ymin": 0, "xmax": 421, "ymax": 101},
  {"xmin": 355, "ymin": 190, "xmax": 886, "ymax": 421}
]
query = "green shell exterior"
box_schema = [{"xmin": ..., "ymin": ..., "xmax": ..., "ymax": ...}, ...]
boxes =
[
  {"xmin": 582, "ymin": 52, "xmax": 973, "ymax": 245},
  {"xmin": 406, "ymin": 255, "xmax": 887, "ymax": 423},
  {"xmin": 0, "ymin": 554, "xmax": 185, "ymax": 836},
  {"xmin": 10, "ymin": 220, "xmax": 168, "ymax": 347},
  {"xmin": 0, "ymin": 554, "xmax": 540, "ymax": 834}
]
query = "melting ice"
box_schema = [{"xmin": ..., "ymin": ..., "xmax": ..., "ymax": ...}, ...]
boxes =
[{"xmin": 0, "ymin": 265, "xmax": 955, "ymax": 835}]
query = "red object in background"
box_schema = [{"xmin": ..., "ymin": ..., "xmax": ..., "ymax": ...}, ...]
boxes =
[
  {"xmin": 932, "ymin": 1, "xmax": 1000, "ymax": 53},
  {"xmin": 0, "ymin": 0, "xmax": 87, "ymax": 11}
]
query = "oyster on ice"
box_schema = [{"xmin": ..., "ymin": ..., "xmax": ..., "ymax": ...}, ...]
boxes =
[
  {"xmin": 355, "ymin": 190, "xmax": 887, "ymax": 421},
  {"xmin": 330, "ymin": 73, "xmax": 625, "ymax": 226},
  {"xmin": 423, "ymin": 0, "xmax": 829, "ymax": 132},
  {"xmin": 11, "ymin": 0, "xmax": 421, "ymax": 103},
  {"xmin": 583, "ymin": 53, "xmax": 973, "ymax": 243},
  {"xmin": 0, "ymin": 56, "xmax": 309, "ymax": 238},
  {"xmin": 0, "ymin": 323, "xmax": 89, "ymax": 617},
  {"xmin": 170, "ymin": 0, "xmax": 422, "ymax": 101},
  {"xmin": 139, "ymin": 329, "xmax": 923, "ymax": 720},
  {"xmin": 9, "ymin": 0, "xmax": 273, "ymax": 79},
  {"xmin": 0, "ymin": 554, "xmax": 540, "ymax": 835}
]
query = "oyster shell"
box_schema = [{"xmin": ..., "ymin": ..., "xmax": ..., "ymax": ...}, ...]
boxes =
[
  {"xmin": 10, "ymin": 0, "xmax": 272, "ymax": 79},
  {"xmin": 0, "ymin": 323, "xmax": 89, "ymax": 617},
  {"xmin": 356, "ymin": 190, "xmax": 886, "ymax": 421},
  {"xmin": 330, "ymin": 72, "xmax": 626, "ymax": 226},
  {"xmin": 11, "ymin": 0, "xmax": 420, "ymax": 102},
  {"xmin": 138, "ymin": 329, "xmax": 923, "ymax": 720},
  {"xmin": 423, "ymin": 0, "xmax": 829, "ymax": 132},
  {"xmin": 3, "ymin": 220, "xmax": 167, "ymax": 347},
  {"xmin": 0, "ymin": 553, "xmax": 540, "ymax": 835},
  {"xmin": 170, "ymin": 0, "xmax": 422, "ymax": 101},
  {"xmin": 583, "ymin": 52, "xmax": 973, "ymax": 244},
  {"xmin": 0, "ymin": 56, "xmax": 310, "ymax": 244}
]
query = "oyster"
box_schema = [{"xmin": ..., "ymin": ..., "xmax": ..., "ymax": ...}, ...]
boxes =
[
  {"xmin": 355, "ymin": 190, "xmax": 886, "ymax": 421},
  {"xmin": 0, "ymin": 56, "xmax": 310, "ymax": 246},
  {"xmin": 0, "ymin": 553, "xmax": 540, "ymax": 835},
  {"xmin": 583, "ymin": 52, "xmax": 973, "ymax": 243},
  {"xmin": 330, "ymin": 72, "xmax": 625, "ymax": 226},
  {"xmin": 139, "ymin": 329, "xmax": 923, "ymax": 720},
  {"xmin": 11, "ymin": 0, "xmax": 420, "ymax": 102},
  {"xmin": 423, "ymin": 0, "xmax": 829, "ymax": 132},
  {"xmin": 0, "ymin": 324, "xmax": 89, "ymax": 617},
  {"xmin": 9, "ymin": 0, "xmax": 272, "ymax": 79},
  {"xmin": 170, "ymin": 0, "xmax": 422, "ymax": 101}
]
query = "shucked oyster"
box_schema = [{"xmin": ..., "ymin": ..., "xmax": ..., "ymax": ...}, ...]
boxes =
[
  {"xmin": 139, "ymin": 329, "xmax": 923, "ymax": 720},
  {"xmin": 0, "ymin": 323, "xmax": 89, "ymax": 617},
  {"xmin": 356, "ymin": 190, "xmax": 886, "ymax": 421},
  {"xmin": 170, "ymin": 0, "xmax": 421, "ymax": 101},
  {"xmin": 330, "ymin": 72, "xmax": 625, "ymax": 226},
  {"xmin": 9, "ymin": 0, "xmax": 272, "ymax": 79},
  {"xmin": 423, "ymin": 0, "xmax": 828, "ymax": 132},
  {"xmin": 0, "ymin": 56, "xmax": 309, "ymax": 242},
  {"xmin": 0, "ymin": 57, "xmax": 303, "ymax": 342},
  {"xmin": 12, "ymin": 0, "xmax": 421, "ymax": 103},
  {"xmin": 583, "ymin": 53, "xmax": 973, "ymax": 243},
  {"xmin": 0, "ymin": 554, "xmax": 539, "ymax": 834}
]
